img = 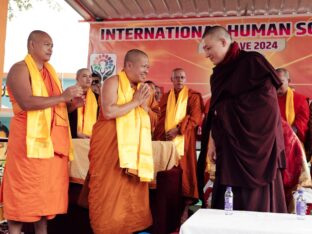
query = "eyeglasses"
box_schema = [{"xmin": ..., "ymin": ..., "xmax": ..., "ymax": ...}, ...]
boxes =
[{"xmin": 91, "ymin": 80, "xmax": 100, "ymax": 85}]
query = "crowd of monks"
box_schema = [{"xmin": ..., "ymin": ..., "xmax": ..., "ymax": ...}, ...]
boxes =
[{"xmin": 0, "ymin": 26, "xmax": 311, "ymax": 234}]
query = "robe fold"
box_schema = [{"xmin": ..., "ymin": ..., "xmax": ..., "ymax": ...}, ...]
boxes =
[
  {"xmin": 154, "ymin": 89, "xmax": 204, "ymax": 199},
  {"xmin": 1, "ymin": 67, "xmax": 69, "ymax": 222},
  {"xmin": 208, "ymin": 42, "xmax": 287, "ymax": 212}
]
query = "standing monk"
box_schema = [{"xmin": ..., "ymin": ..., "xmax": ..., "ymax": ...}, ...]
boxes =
[
  {"xmin": 1, "ymin": 30, "xmax": 83, "ymax": 234},
  {"xmin": 88, "ymin": 49, "xmax": 153, "ymax": 234},
  {"xmin": 68, "ymin": 68, "xmax": 98, "ymax": 138},
  {"xmin": 201, "ymin": 26, "xmax": 287, "ymax": 212},
  {"xmin": 153, "ymin": 68, "xmax": 204, "ymax": 217},
  {"xmin": 276, "ymin": 68, "xmax": 309, "ymax": 144}
]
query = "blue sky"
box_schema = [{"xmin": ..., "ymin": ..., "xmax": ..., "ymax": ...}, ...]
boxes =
[{"xmin": 4, "ymin": 0, "xmax": 89, "ymax": 73}]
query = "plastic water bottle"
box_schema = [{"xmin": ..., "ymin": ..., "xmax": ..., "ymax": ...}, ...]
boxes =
[
  {"xmin": 224, "ymin": 186, "xmax": 233, "ymax": 215},
  {"xmin": 296, "ymin": 189, "xmax": 306, "ymax": 220}
]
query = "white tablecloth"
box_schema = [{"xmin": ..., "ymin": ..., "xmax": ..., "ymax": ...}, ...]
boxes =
[{"xmin": 180, "ymin": 209, "xmax": 312, "ymax": 234}]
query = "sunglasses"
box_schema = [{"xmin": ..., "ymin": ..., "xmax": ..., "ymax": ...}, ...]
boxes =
[{"xmin": 91, "ymin": 80, "xmax": 100, "ymax": 85}]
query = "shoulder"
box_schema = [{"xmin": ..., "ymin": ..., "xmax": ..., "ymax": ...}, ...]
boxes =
[
  {"xmin": 188, "ymin": 89, "xmax": 203, "ymax": 99},
  {"xmin": 8, "ymin": 61, "xmax": 28, "ymax": 76},
  {"xmin": 103, "ymin": 75, "xmax": 118, "ymax": 87},
  {"xmin": 293, "ymin": 91, "xmax": 308, "ymax": 103},
  {"xmin": 240, "ymin": 50, "xmax": 266, "ymax": 62},
  {"xmin": 7, "ymin": 61, "xmax": 29, "ymax": 84}
]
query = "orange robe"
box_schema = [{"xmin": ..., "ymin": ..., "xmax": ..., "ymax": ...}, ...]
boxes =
[
  {"xmin": 1, "ymin": 67, "xmax": 70, "ymax": 222},
  {"xmin": 154, "ymin": 89, "xmax": 204, "ymax": 199},
  {"xmin": 88, "ymin": 111, "xmax": 152, "ymax": 234}
]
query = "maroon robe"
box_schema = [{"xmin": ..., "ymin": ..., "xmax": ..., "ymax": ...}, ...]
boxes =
[{"xmin": 209, "ymin": 42, "xmax": 287, "ymax": 213}]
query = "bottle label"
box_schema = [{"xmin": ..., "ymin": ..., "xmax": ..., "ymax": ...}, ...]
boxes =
[
  {"xmin": 224, "ymin": 197, "xmax": 233, "ymax": 210},
  {"xmin": 296, "ymin": 200, "xmax": 306, "ymax": 216}
]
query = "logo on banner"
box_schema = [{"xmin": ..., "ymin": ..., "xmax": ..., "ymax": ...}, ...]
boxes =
[{"xmin": 90, "ymin": 54, "xmax": 116, "ymax": 80}]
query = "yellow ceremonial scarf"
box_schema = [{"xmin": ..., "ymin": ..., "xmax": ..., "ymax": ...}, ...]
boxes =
[
  {"xmin": 165, "ymin": 86, "xmax": 188, "ymax": 155},
  {"xmin": 77, "ymin": 88, "xmax": 98, "ymax": 136},
  {"xmin": 24, "ymin": 54, "xmax": 74, "ymax": 160},
  {"xmin": 285, "ymin": 87, "xmax": 295, "ymax": 126},
  {"xmin": 116, "ymin": 70, "xmax": 154, "ymax": 182}
]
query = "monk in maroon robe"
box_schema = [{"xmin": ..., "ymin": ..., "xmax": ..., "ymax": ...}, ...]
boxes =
[{"xmin": 201, "ymin": 26, "xmax": 287, "ymax": 213}]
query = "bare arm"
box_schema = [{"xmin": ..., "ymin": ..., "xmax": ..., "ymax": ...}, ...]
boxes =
[
  {"xmin": 101, "ymin": 75, "xmax": 150, "ymax": 120},
  {"xmin": 7, "ymin": 61, "xmax": 83, "ymax": 111}
]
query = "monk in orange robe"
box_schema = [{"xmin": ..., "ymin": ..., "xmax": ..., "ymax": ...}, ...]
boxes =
[
  {"xmin": 88, "ymin": 49, "xmax": 153, "ymax": 234},
  {"xmin": 153, "ymin": 68, "xmax": 204, "ymax": 218},
  {"xmin": 68, "ymin": 68, "xmax": 98, "ymax": 138},
  {"xmin": 0, "ymin": 30, "xmax": 83, "ymax": 233}
]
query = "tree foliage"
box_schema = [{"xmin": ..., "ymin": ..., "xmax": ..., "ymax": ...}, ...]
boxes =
[{"xmin": 8, "ymin": 0, "xmax": 61, "ymax": 20}]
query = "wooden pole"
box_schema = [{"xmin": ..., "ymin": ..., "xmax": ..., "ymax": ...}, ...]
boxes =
[{"xmin": 0, "ymin": 0, "xmax": 9, "ymax": 108}]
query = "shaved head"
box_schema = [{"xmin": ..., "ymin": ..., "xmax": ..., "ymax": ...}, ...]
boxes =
[
  {"xmin": 124, "ymin": 49, "xmax": 148, "ymax": 67},
  {"xmin": 27, "ymin": 30, "xmax": 51, "ymax": 51},
  {"xmin": 202, "ymin": 26, "xmax": 232, "ymax": 43}
]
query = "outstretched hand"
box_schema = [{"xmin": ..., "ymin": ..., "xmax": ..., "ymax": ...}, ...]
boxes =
[{"xmin": 62, "ymin": 85, "xmax": 83, "ymax": 103}]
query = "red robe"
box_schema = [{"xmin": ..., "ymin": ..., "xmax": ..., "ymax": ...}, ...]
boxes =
[
  {"xmin": 153, "ymin": 88, "xmax": 204, "ymax": 199},
  {"xmin": 278, "ymin": 91, "xmax": 309, "ymax": 143}
]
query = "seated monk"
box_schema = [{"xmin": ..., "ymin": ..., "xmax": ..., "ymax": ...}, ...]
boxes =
[{"xmin": 281, "ymin": 119, "xmax": 311, "ymax": 212}]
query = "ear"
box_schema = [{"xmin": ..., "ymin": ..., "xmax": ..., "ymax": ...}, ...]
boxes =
[{"xmin": 220, "ymin": 38, "xmax": 227, "ymax": 47}]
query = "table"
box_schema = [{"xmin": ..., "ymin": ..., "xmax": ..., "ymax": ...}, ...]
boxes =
[
  {"xmin": 180, "ymin": 209, "xmax": 312, "ymax": 234},
  {"xmin": 69, "ymin": 139, "xmax": 180, "ymax": 186}
]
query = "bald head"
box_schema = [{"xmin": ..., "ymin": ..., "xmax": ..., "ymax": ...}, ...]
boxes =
[
  {"xmin": 202, "ymin": 26, "xmax": 232, "ymax": 42},
  {"xmin": 202, "ymin": 26, "xmax": 232, "ymax": 65},
  {"xmin": 123, "ymin": 49, "xmax": 148, "ymax": 67},
  {"xmin": 27, "ymin": 30, "xmax": 51, "ymax": 51},
  {"xmin": 26, "ymin": 30, "xmax": 53, "ymax": 64}
]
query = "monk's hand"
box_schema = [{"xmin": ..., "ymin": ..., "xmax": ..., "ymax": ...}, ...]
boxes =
[
  {"xmin": 62, "ymin": 85, "xmax": 83, "ymax": 102},
  {"xmin": 71, "ymin": 96, "xmax": 86, "ymax": 108},
  {"xmin": 165, "ymin": 127, "xmax": 179, "ymax": 141},
  {"xmin": 207, "ymin": 134, "xmax": 216, "ymax": 163},
  {"xmin": 133, "ymin": 84, "xmax": 150, "ymax": 106}
]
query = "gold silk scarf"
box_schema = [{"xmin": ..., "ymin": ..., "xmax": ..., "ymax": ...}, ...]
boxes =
[
  {"xmin": 116, "ymin": 70, "xmax": 154, "ymax": 182},
  {"xmin": 24, "ymin": 54, "xmax": 74, "ymax": 160},
  {"xmin": 285, "ymin": 87, "xmax": 295, "ymax": 126},
  {"xmin": 165, "ymin": 86, "xmax": 188, "ymax": 155},
  {"xmin": 77, "ymin": 88, "xmax": 98, "ymax": 136}
]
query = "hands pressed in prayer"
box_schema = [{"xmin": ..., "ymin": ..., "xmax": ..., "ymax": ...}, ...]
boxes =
[{"xmin": 133, "ymin": 83, "xmax": 150, "ymax": 106}]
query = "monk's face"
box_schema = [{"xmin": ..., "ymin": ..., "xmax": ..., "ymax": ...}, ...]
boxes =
[
  {"xmin": 276, "ymin": 71, "xmax": 289, "ymax": 96},
  {"xmin": 77, "ymin": 69, "xmax": 92, "ymax": 92},
  {"xmin": 30, "ymin": 33, "xmax": 53, "ymax": 63},
  {"xmin": 171, "ymin": 70, "xmax": 186, "ymax": 92},
  {"xmin": 91, "ymin": 76, "xmax": 101, "ymax": 95},
  {"xmin": 203, "ymin": 35, "xmax": 229, "ymax": 65},
  {"xmin": 127, "ymin": 55, "xmax": 150, "ymax": 83},
  {"xmin": 155, "ymin": 86, "xmax": 162, "ymax": 102}
]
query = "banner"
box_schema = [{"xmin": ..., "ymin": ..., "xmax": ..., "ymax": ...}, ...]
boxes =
[{"xmin": 89, "ymin": 16, "xmax": 312, "ymax": 100}]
